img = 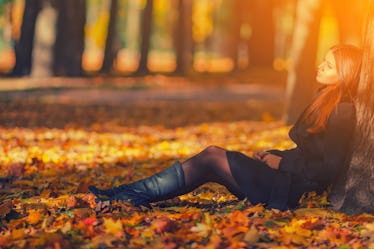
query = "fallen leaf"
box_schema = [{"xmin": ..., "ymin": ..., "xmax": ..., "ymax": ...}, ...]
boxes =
[
  {"xmin": 103, "ymin": 218, "xmax": 123, "ymax": 236},
  {"xmin": 0, "ymin": 200, "xmax": 12, "ymax": 218},
  {"xmin": 151, "ymin": 217, "xmax": 178, "ymax": 234},
  {"xmin": 190, "ymin": 223, "xmax": 211, "ymax": 238},
  {"xmin": 27, "ymin": 209, "xmax": 42, "ymax": 225},
  {"xmin": 11, "ymin": 228, "xmax": 26, "ymax": 240},
  {"xmin": 243, "ymin": 226, "xmax": 260, "ymax": 244}
]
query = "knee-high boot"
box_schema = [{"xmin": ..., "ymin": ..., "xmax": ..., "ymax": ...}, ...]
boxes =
[{"xmin": 88, "ymin": 161, "xmax": 185, "ymax": 207}]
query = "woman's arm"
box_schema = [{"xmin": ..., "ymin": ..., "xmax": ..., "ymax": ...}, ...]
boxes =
[
  {"xmin": 253, "ymin": 151, "xmax": 281, "ymax": 169},
  {"xmin": 278, "ymin": 102, "xmax": 356, "ymax": 183}
]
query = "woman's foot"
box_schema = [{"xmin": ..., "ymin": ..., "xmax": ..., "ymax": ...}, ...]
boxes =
[
  {"xmin": 88, "ymin": 161, "xmax": 185, "ymax": 208},
  {"xmin": 88, "ymin": 185, "xmax": 119, "ymax": 198},
  {"xmin": 89, "ymin": 184, "xmax": 152, "ymax": 208},
  {"xmin": 88, "ymin": 184, "xmax": 131, "ymax": 198}
]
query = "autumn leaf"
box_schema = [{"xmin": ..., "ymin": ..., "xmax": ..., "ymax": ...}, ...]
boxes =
[
  {"xmin": 11, "ymin": 228, "xmax": 26, "ymax": 240},
  {"xmin": 83, "ymin": 216, "xmax": 98, "ymax": 226},
  {"xmin": 91, "ymin": 234, "xmax": 120, "ymax": 248},
  {"xmin": 26, "ymin": 209, "xmax": 42, "ymax": 225},
  {"xmin": 103, "ymin": 217, "xmax": 123, "ymax": 236},
  {"xmin": 0, "ymin": 200, "xmax": 12, "ymax": 218},
  {"xmin": 294, "ymin": 207, "xmax": 330, "ymax": 217},
  {"xmin": 150, "ymin": 217, "xmax": 178, "ymax": 234},
  {"xmin": 243, "ymin": 226, "xmax": 260, "ymax": 244},
  {"xmin": 0, "ymin": 108, "xmax": 373, "ymax": 249},
  {"xmin": 190, "ymin": 223, "xmax": 211, "ymax": 238}
]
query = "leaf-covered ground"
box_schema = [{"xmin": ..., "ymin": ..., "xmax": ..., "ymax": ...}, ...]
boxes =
[
  {"xmin": 1, "ymin": 122, "xmax": 373, "ymax": 249},
  {"xmin": 0, "ymin": 77, "xmax": 373, "ymax": 249}
]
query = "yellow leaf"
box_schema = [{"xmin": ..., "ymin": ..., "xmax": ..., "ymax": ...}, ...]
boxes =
[
  {"xmin": 60, "ymin": 221, "xmax": 72, "ymax": 234},
  {"xmin": 243, "ymin": 226, "xmax": 260, "ymax": 244},
  {"xmin": 294, "ymin": 208, "xmax": 329, "ymax": 217},
  {"xmin": 190, "ymin": 223, "xmax": 211, "ymax": 237},
  {"xmin": 245, "ymin": 204, "xmax": 265, "ymax": 215},
  {"xmin": 103, "ymin": 218, "xmax": 123, "ymax": 236},
  {"xmin": 124, "ymin": 212, "xmax": 144, "ymax": 226}
]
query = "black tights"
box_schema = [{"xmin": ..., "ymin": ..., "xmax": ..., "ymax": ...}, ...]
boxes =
[
  {"xmin": 181, "ymin": 146, "xmax": 245, "ymax": 199},
  {"xmin": 90, "ymin": 146, "xmax": 245, "ymax": 200}
]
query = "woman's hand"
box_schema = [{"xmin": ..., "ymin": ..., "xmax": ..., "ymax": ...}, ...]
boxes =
[
  {"xmin": 253, "ymin": 151, "xmax": 281, "ymax": 170},
  {"xmin": 253, "ymin": 151, "xmax": 269, "ymax": 161}
]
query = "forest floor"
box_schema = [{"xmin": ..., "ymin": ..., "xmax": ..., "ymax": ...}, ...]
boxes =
[{"xmin": 0, "ymin": 74, "xmax": 373, "ymax": 248}]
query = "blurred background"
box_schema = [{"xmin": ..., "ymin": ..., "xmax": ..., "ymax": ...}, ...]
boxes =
[{"xmin": 0, "ymin": 0, "xmax": 369, "ymax": 77}]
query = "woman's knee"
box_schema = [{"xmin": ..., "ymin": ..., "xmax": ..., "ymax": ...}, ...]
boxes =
[{"xmin": 203, "ymin": 145, "xmax": 226, "ymax": 157}]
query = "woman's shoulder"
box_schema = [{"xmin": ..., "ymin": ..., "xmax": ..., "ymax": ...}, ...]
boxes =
[
  {"xmin": 332, "ymin": 101, "xmax": 355, "ymax": 116},
  {"xmin": 328, "ymin": 101, "xmax": 356, "ymax": 125}
]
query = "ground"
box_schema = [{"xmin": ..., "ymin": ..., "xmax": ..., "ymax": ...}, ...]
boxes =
[{"xmin": 0, "ymin": 75, "xmax": 373, "ymax": 249}]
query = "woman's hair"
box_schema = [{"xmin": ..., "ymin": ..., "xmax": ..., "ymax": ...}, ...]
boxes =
[{"xmin": 300, "ymin": 44, "xmax": 362, "ymax": 133}]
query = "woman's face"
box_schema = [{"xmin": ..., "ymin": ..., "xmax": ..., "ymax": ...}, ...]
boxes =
[{"xmin": 316, "ymin": 50, "xmax": 339, "ymax": 85}]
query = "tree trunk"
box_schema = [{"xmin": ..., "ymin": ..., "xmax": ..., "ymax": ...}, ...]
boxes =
[
  {"xmin": 331, "ymin": 0, "xmax": 368, "ymax": 45},
  {"xmin": 54, "ymin": 0, "xmax": 86, "ymax": 77},
  {"xmin": 228, "ymin": 0, "xmax": 242, "ymax": 71},
  {"xmin": 11, "ymin": 0, "xmax": 41, "ymax": 76},
  {"xmin": 174, "ymin": 0, "xmax": 193, "ymax": 75},
  {"xmin": 329, "ymin": 0, "xmax": 374, "ymax": 214},
  {"xmin": 136, "ymin": 0, "xmax": 153, "ymax": 75},
  {"xmin": 248, "ymin": 0, "xmax": 275, "ymax": 68},
  {"xmin": 31, "ymin": 2, "xmax": 57, "ymax": 77},
  {"xmin": 284, "ymin": 0, "xmax": 323, "ymax": 124},
  {"xmin": 101, "ymin": 0, "xmax": 119, "ymax": 74}
]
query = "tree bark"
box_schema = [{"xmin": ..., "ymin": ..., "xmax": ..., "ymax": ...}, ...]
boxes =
[
  {"xmin": 331, "ymin": 0, "xmax": 368, "ymax": 45},
  {"xmin": 54, "ymin": 0, "xmax": 86, "ymax": 77},
  {"xmin": 329, "ymin": 0, "xmax": 374, "ymax": 214},
  {"xmin": 248, "ymin": 0, "xmax": 275, "ymax": 68},
  {"xmin": 11, "ymin": 0, "xmax": 41, "ymax": 76},
  {"xmin": 228, "ymin": 0, "xmax": 242, "ymax": 71},
  {"xmin": 174, "ymin": 0, "xmax": 193, "ymax": 75},
  {"xmin": 284, "ymin": 0, "xmax": 323, "ymax": 124},
  {"xmin": 136, "ymin": 0, "xmax": 153, "ymax": 75},
  {"xmin": 31, "ymin": 2, "xmax": 57, "ymax": 77},
  {"xmin": 101, "ymin": 0, "xmax": 119, "ymax": 74}
]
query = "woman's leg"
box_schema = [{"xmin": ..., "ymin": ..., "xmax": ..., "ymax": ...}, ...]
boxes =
[
  {"xmin": 89, "ymin": 145, "xmax": 245, "ymax": 205},
  {"xmin": 181, "ymin": 145, "xmax": 245, "ymax": 199}
]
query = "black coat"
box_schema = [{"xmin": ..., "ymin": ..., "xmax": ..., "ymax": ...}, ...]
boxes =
[{"xmin": 267, "ymin": 102, "xmax": 356, "ymax": 210}]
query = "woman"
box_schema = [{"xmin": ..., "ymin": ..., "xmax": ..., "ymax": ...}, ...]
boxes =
[{"xmin": 89, "ymin": 44, "xmax": 362, "ymax": 210}]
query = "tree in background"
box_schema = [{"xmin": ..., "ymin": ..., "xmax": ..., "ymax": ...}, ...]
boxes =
[
  {"xmin": 228, "ymin": 0, "xmax": 243, "ymax": 71},
  {"xmin": 8, "ymin": 0, "xmax": 86, "ymax": 77},
  {"xmin": 329, "ymin": 0, "xmax": 374, "ymax": 214},
  {"xmin": 248, "ymin": 0, "xmax": 275, "ymax": 68},
  {"xmin": 11, "ymin": 0, "xmax": 42, "ymax": 76},
  {"xmin": 285, "ymin": 0, "xmax": 368, "ymax": 124},
  {"xmin": 54, "ymin": 0, "xmax": 86, "ymax": 76},
  {"xmin": 136, "ymin": 0, "xmax": 153, "ymax": 75},
  {"xmin": 284, "ymin": 0, "xmax": 323, "ymax": 124},
  {"xmin": 101, "ymin": 0, "xmax": 119, "ymax": 74},
  {"xmin": 174, "ymin": 0, "xmax": 193, "ymax": 75},
  {"xmin": 31, "ymin": 0, "xmax": 57, "ymax": 77}
]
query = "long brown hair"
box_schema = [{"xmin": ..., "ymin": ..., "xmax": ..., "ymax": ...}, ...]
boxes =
[{"xmin": 299, "ymin": 45, "xmax": 362, "ymax": 133}]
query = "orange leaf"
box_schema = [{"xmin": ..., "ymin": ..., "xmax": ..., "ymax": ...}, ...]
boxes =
[
  {"xmin": 11, "ymin": 228, "xmax": 26, "ymax": 240},
  {"xmin": 151, "ymin": 217, "xmax": 177, "ymax": 234},
  {"xmin": 222, "ymin": 225, "xmax": 248, "ymax": 238},
  {"xmin": 27, "ymin": 209, "xmax": 42, "ymax": 225}
]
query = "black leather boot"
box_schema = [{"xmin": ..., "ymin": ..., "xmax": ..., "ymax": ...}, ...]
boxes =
[{"xmin": 88, "ymin": 161, "xmax": 185, "ymax": 208}]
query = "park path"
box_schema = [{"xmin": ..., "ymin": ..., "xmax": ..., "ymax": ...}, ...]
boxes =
[
  {"xmin": 0, "ymin": 75, "xmax": 284, "ymax": 104},
  {"xmin": 0, "ymin": 75, "xmax": 286, "ymax": 129}
]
